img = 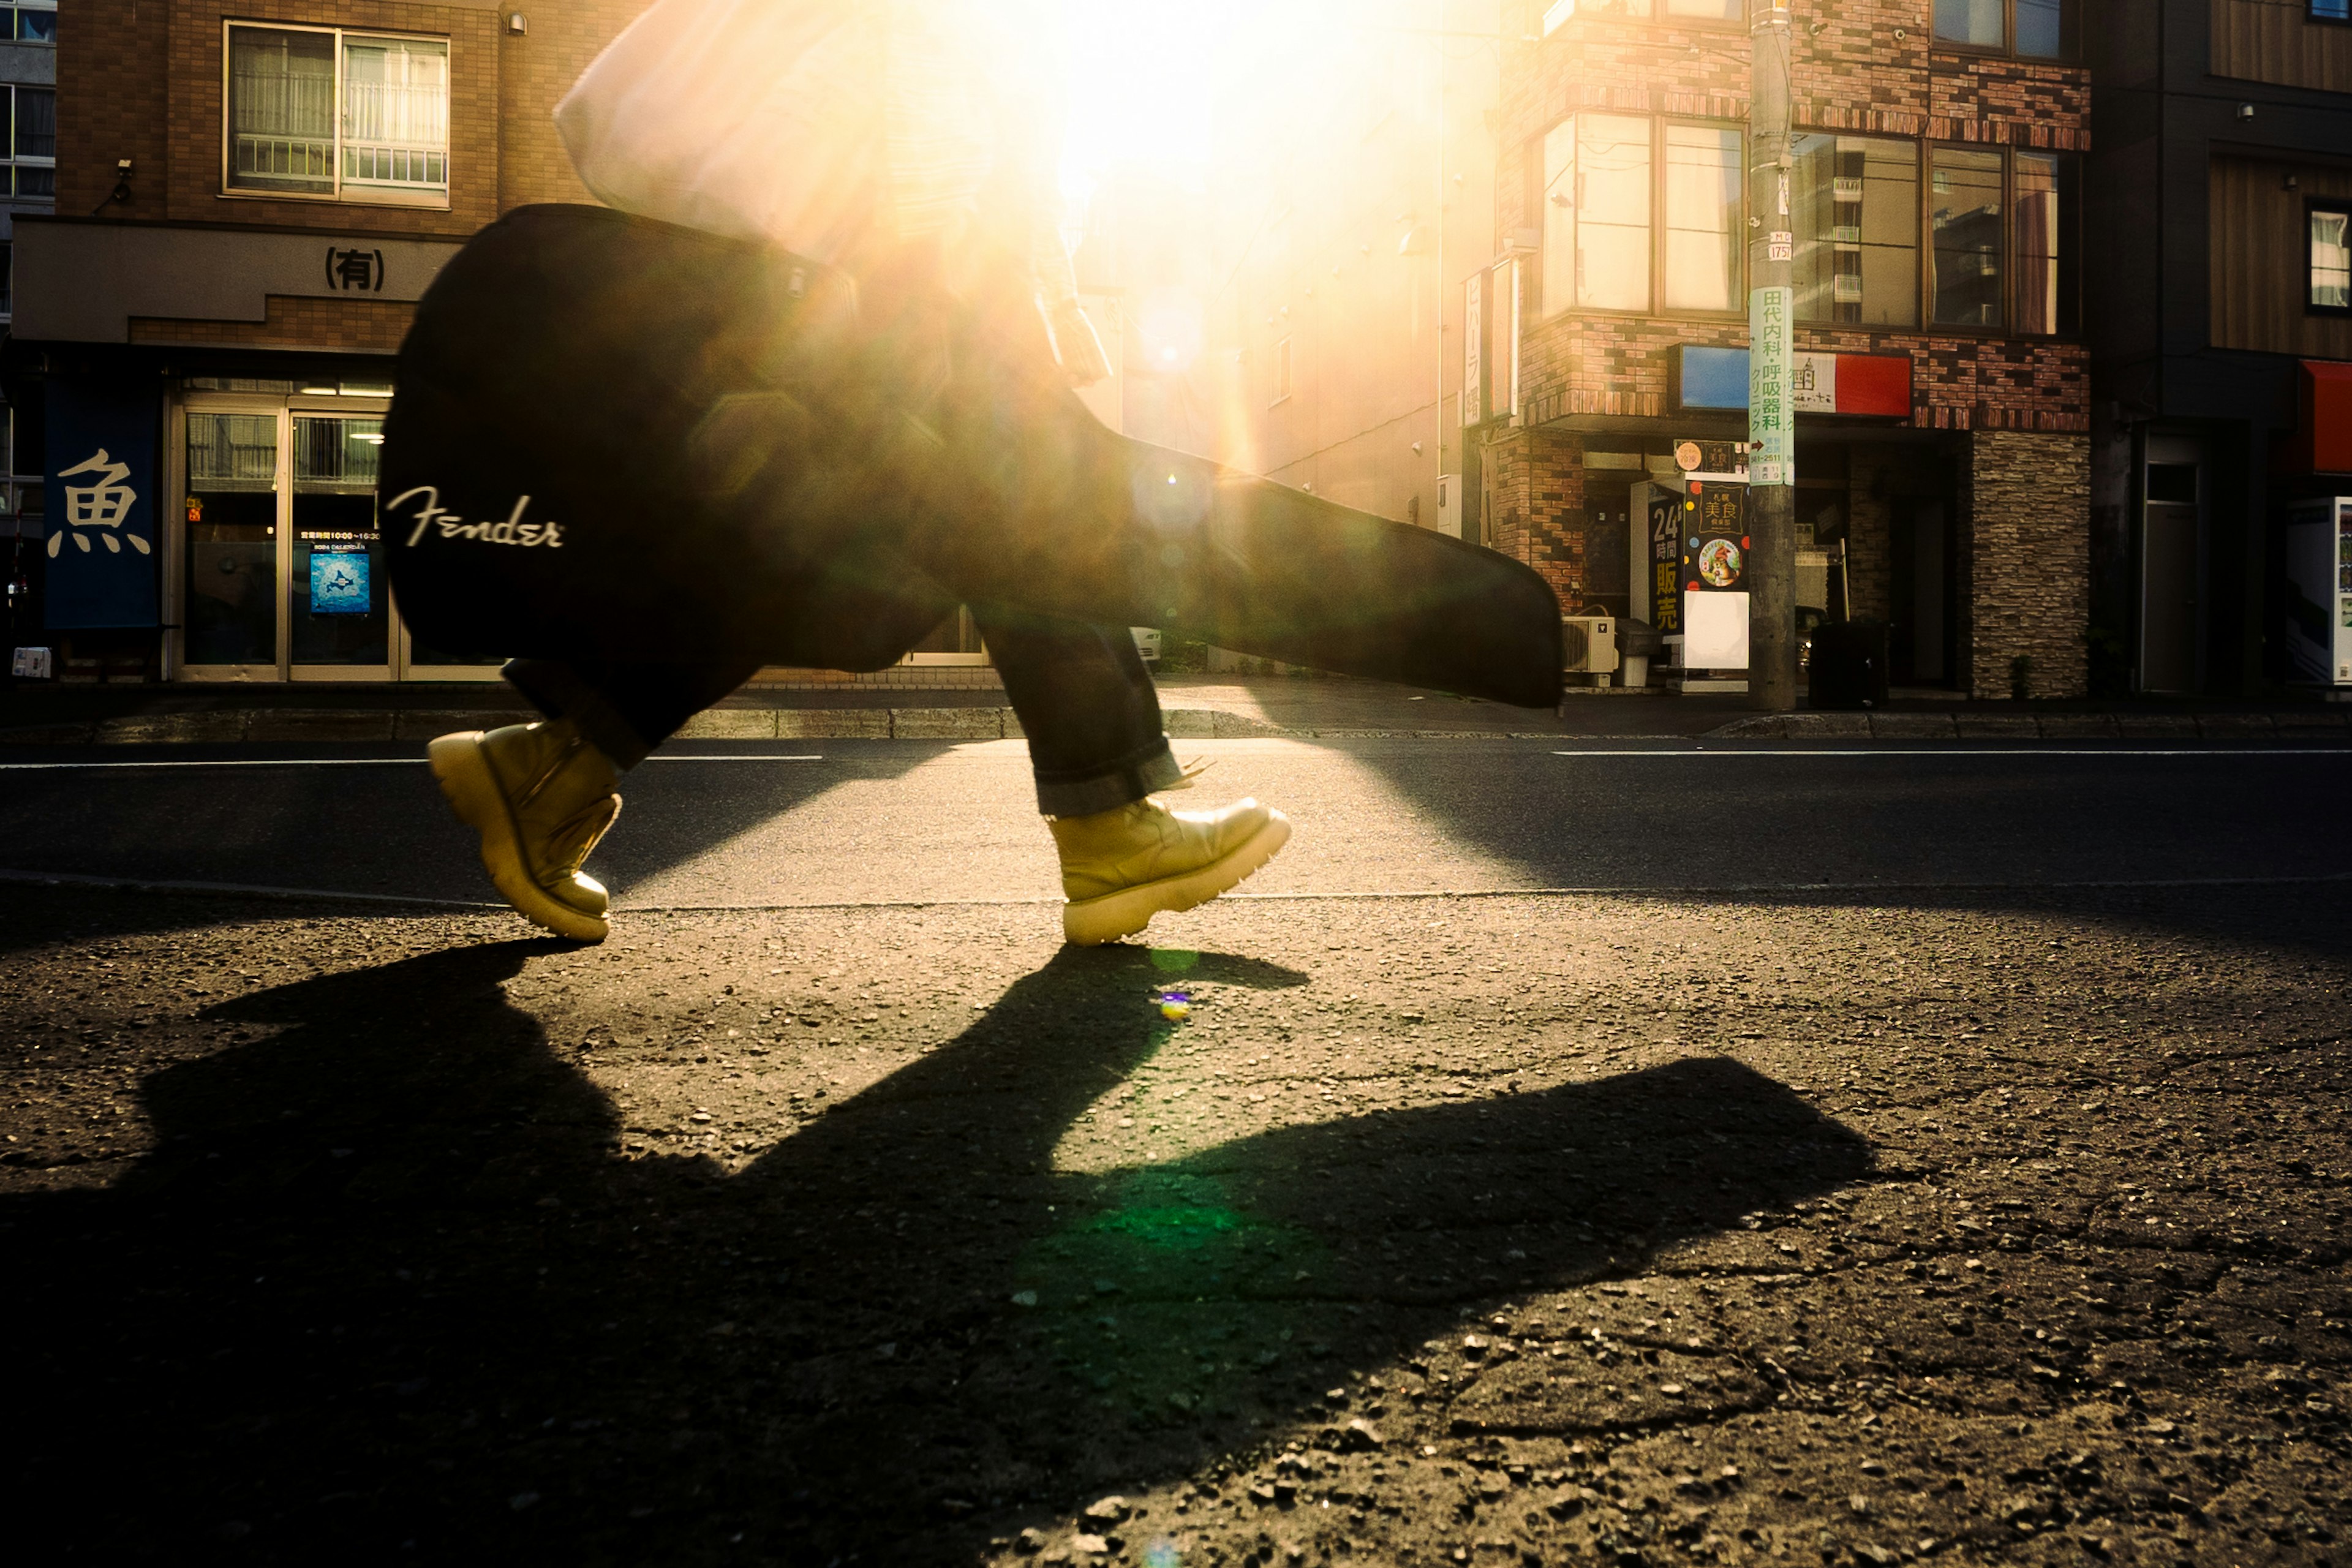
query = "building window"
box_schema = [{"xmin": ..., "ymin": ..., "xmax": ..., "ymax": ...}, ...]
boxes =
[
  {"xmin": 1792, "ymin": 135, "xmax": 1918, "ymax": 328},
  {"xmin": 2315, "ymin": 205, "xmax": 2352, "ymax": 312},
  {"xmin": 1932, "ymin": 0, "xmax": 2076, "ymax": 56},
  {"xmin": 2, "ymin": 86, "xmax": 53, "ymax": 200},
  {"xmin": 1663, "ymin": 126, "xmax": 1742, "ymax": 312},
  {"xmin": 1539, "ymin": 119, "xmax": 1575, "ymax": 315},
  {"xmin": 1553, "ymin": 0, "xmax": 1745, "ymax": 21},
  {"xmin": 1929, "ymin": 147, "xmax": 2004, "ymax": 328},
  {"xmin": 2013, "ymin": 151, "xmax": 2079, "ymax": 335},
  {"xmin": 1545, "ymin": 113, "xmax": 1651, "ymax": 314},
  {"xmin": 1273, "ymin": 335, "xmax": 1292, "ymax": 402},
  {"xmin": 225, "ymin": 24, "xmax": 450, "ymax": 208},
  {"xmin": 1540, "ymin": 113, "xmax": 1742, "ymax": 317},
  {"xmin": 0, "ymin": 239, "xmax": 11, "ymax": 317},
  {"xmin": 4, "ymin": 0, "xmax": 55, "ymax": 43},
  {"xmin": 2312, "ymin": 0, "xmax": 2349, "ymax": 20}
]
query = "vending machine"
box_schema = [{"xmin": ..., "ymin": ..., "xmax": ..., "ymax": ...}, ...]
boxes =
[{"xmin": 2284, "ymin": 497, "xmax": 2352, "ymax": 689}]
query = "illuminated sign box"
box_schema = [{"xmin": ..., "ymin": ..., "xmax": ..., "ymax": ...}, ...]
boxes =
[{"xmin": 1675, "ymin": 345, "xmax": 1912, "ymax": 418}]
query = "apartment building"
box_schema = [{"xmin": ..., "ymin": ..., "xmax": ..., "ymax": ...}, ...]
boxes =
[
  {"xmin": 0, "ymin": 0, "xmax": 55, "ymax": 649},
  {"xmin": 15, "ymin": 0, "xmax": 637, "ymax": 681},
  {"xmin": 1476, "ymin": 0, "xmax": 2090, "ymax": 696},
  {"xmin": 2089, "ymin": 0, "xmax": 2352, "ymax": 694}
]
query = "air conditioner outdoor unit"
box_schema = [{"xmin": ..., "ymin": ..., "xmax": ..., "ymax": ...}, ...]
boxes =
[{"xmin": 1562, "ymin": 616, "xmax": 1619, "ymax": 674}]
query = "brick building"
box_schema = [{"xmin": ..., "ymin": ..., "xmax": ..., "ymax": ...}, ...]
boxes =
[
  {"xmin": 12, "ymin": 0, "xmax": 639, "ymax": 682},
  {"xmin": 1474, "ymin": 0, "xmax": 2089, "ymax": 697}
]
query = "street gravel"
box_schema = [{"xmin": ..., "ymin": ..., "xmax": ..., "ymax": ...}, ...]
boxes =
[{"xmin": 4, "ymin": 876, "xmax": 2347, "ymax": 1565}]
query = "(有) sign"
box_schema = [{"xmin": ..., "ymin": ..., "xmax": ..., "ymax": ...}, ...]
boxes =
[
  {"xmin": 43, "ymin": 382, "xmax": 159, "ymax": 629},
  {"xmin": 1748, "ymin": 285, "xmax": 1793, "ymax": 488}
]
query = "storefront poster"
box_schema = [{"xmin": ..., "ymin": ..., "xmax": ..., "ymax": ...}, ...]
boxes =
[
  {"xmin": 43, "ymin": 380, "xmax": 160, "ymax": 629},
  {"xmin": 1681, "ymin": 484, "xmax": 1748, "ymax": 592},
  {"xmin": 310, "ymin": 550, "xmax": 373, "ymax": 614}
]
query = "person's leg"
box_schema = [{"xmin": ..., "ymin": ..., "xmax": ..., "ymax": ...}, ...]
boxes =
[
  {"xmin": 974, "ymin": 607, "xmax": 1289, "ymax": 944},
  {"xmin": 971, "ymin": 611, "xmax": 1179, "ymax": 816}
]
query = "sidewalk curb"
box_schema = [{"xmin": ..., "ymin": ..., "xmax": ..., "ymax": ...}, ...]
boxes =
[
  {"xmin": 0, "ymin": 706, "xmax": 1302, "ymax": 746},
  {"xmin": 1707, "ymin": 710, "xmax": 2352, "ymax": 741}
]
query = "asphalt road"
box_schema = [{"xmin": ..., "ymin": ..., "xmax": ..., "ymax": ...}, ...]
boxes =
[
  {"xmin": 6, "ymin": 737, "xmax": 2351, "ymax": 1566},
  {"xmin": 2, "ymin": 737, "xmax": 2348, "ymax": 913}
]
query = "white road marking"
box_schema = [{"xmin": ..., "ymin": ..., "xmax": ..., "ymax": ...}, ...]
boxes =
[
  {"xmin": 0, "ymin": 755, "xmax": 826, "ymax": 771},
  {"xmin": 4, "ymin": 865, "xmax": 2345, "ymax": 916},
  {"xmin": 1552, "ymin": 748, "xmax": 2352, "ymax": 758}
]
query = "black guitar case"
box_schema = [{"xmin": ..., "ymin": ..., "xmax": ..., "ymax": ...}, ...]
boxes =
[{"xmin": 382, "ymin": 205, "xmax": 1562, "ymax": 709}]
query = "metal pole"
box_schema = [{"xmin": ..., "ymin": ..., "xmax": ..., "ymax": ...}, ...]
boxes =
[{"xmin": 1746, "ymin": 2, "xmax": 1796, "ymax": 710}]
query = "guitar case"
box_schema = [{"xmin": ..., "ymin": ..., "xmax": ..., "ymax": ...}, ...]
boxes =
[{"xmin": 382, "ymin": 205, "xmax": 1562, "ymax": 709}]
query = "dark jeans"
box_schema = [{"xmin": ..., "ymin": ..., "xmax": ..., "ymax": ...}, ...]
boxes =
[
  {"xmin": 502, "ymin": 611, "xmax": 1178, "ymax": 816},
  {"xmin": 381, "ymin": 206, "xmax": 1559, "ymax": 813}
]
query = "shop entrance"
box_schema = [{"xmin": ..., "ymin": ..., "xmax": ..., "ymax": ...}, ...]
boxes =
[
  {"xmin": 1888, "ymin": 496, "xmax": 1954, "ymax": 686},
  {"xmin": 172, "ymin": 391, "xmax": 502, "ymax": 681},
  {"xmin": 2138, "ymin": 436, "xmax": 2204, "ymax": 693}
]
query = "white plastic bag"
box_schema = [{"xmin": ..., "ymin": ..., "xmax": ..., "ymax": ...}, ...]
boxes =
[{"xmin": 554, "ymin": 0, "xmax": 885, "ymax": 263}]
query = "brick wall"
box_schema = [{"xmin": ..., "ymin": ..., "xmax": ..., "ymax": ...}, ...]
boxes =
[
  {"xmin": 1479, "ymin": 424, "xmax": 1586, "ymax": 608},
  {"xmin": 130, "ymin": 294, "xmax": 415, "ymax": 351},
  {"xmin": 1966, "ymin": 429, "xmax": 2089, "ymax": 698},
  {"xmin": 57, "ymin": 0, "xmax": 170, "ymax": 221},
  {"xmin": 499, "ymin": 1, "xmax": 644, "ymax": 211},
  {"xmin": 159, "ymin": 0, "xmax": 504, "ymax": 238}
]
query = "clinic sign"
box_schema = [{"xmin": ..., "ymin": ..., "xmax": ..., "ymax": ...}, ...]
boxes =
[
  {"xmin": 1748, "ymin": 287, "xmax": 1792, "ymax": 488},
  {"xmin": 43, "ymin": 381, "xmax": 159, "ymax": 628}
]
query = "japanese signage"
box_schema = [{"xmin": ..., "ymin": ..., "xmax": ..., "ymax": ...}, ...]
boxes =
[
  {"xmin": 1681, "ymin": 484, "xmax": 1749, "ymax": 593},
  {"xmin": 326, "ymin": 246, "xmax": 387, "ymax": 292},
  {"xmin": 1676, "ymin": 345, "xmax": 1912, "ymax": 416},
  {"xmin": 1463, "ymin": 270, "xmax": 1482, "ymax": 426},
  {"xmin": 1646, "ymin": 494, "xmax": 1681, "ymax": 635},
  {"xmin": 43, "ymin": 381, "xmax": 159, "ymax": 629},
  {"xmin": 1748, "ymin": 285, "xmax": 1792, "ymax": 488}
]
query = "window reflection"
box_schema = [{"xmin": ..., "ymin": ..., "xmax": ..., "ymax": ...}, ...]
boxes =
[
  {"xmin": 1929, "ymin": 148, "xmax": 2003, "ymax": 328},
  {"xmin": 2013, "ymin": 151, "xmax": 2077, "ymax": 335},
  {"xmin": 1575, "ymin": 113, "xmax": 1651, "ymax": 312},
  {"xmin": 1933, "ymin": 0, "xmax": 2003, "ymax": 45},
  {"xmin": 1663, "ymin": 126, "xmax": 1742, "ymax": 312},
  {"xmin": 1793, "ymin": 135, "xmax": 1918, "ymax": 327}
]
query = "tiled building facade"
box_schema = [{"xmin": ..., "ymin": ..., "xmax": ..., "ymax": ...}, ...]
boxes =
[{"xmin": 1475, "ymin": 0, "xmax": 2092, "ymax": 697}]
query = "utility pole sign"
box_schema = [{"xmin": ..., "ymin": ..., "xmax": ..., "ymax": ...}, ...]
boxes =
[
  {"xmin": 1746, "ymin": 1, "xmax": 1796, "ymax": 710},
  {"xmin": 1749, "ymin": 285, "xmax": 1792, "ymax": 487}
]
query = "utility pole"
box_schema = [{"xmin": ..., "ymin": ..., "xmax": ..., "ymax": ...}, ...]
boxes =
[{"xmin": 1746, "ymin": 2, "xmax": 1796, "ymax": 710}]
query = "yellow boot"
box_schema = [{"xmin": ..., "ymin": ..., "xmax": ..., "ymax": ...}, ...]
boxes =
[
  {"xmin": 427, "ymin": 718, "xmax": 622, "ymax": 943},
  {"xmin": 1049, "ymin": 796, "xmax": 1291, "ymax": 945}
]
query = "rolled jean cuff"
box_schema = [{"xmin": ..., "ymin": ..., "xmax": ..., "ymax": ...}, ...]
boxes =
[
  {"xmin": 1033, "ymin": 736, "xmax": 1182, "ymax": 818},
  {"xmin": 500, "ymin": 658, "xmax": 655, "ymax": 770}
]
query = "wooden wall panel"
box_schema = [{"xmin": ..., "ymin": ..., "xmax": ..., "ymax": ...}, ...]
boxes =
[
  {"xmin": 2211, "ymin": 0, "xmax": 2352, "ymax": 92},
  {"xmin": 2209, "ymin": 156, "xmax": 2352, "ymax": 360}
]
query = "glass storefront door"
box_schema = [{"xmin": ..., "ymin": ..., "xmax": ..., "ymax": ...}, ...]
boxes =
[
  {"xmin": 289, "ymin": 415, "xmax": 390, "ymax": 671},
  {"xmin": 172, "ymin": 390, "xmax": 500, "ymax": 680},
  {"xmin": 183, "ymin": 412, "xmax": 281, "ymax": 669}
]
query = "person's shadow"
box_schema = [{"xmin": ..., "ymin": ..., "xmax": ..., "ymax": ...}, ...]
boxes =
[{"xmin": 6, "ymin": 940, "xmax": 1871, "ymax": 1564}]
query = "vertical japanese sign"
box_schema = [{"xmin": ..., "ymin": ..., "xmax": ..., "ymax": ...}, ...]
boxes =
[
  {"xmin": 1463, "ymin": 270, "xmax": 1483, "ymax": 426},
  {"xmin": 1647, "ymin": 494, "xmax": 1682, "ymax": 635},
  {"xmin": 43, "ymin": 381, "xmax": 160, "ymax": 629},
  {"xmin": 1748, "ymin": 284, "xmax": 1793, "ymax": 488},
  {"xmin": 1504, "ymin": 258, "xmax": 1523, "ymax": 421}
]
